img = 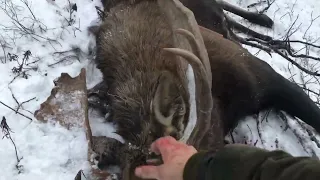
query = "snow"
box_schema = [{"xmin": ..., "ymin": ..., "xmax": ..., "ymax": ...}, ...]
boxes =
[
  {"xmin": 88, "ymin": 108, "xmax": 124, "ymax": 143},
  {"xmin": 0, "ymin": 0, "xmax": 108, "ymax": 179},
  {"xmin": 0, "ymin": 0, "xmax": 319, "ymax": 179},
  {"xmin": 223, "ymin": 0, "xmax": 320, "ymax": 157}
]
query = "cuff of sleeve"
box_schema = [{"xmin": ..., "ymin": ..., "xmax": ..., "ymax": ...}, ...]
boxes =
[
  {"xmin": 183, "ymin": 144, "xmax": 275, "ymax": 180},
  {"xmin": 183, "ymin": 151, "xmax": 211, "ymax": 180}
]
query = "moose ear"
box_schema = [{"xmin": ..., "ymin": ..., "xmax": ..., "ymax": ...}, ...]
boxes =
[{"xmin": 152, "ymin": 71, "xmax": 182, "ymax": 127}]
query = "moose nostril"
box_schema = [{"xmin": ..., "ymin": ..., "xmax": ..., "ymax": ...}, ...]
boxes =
[{"xmin": 97, "ymin": 160, "xmax": 107, "ymax": 170}]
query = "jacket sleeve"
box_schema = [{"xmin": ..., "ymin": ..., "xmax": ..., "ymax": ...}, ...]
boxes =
[{"xmin": 183, "ymin": 144, "xmax": 320, "ymax": 180}]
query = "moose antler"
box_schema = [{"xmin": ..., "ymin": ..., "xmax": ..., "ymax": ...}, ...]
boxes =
[{"xmin": 157, "ymin": 0, "xmax": 213, "ymax": 149}]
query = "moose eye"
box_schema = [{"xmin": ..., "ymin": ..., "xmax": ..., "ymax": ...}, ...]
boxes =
[{"xmin": 177, "ymin": 105, "xmax": 185, "ymax": 115}]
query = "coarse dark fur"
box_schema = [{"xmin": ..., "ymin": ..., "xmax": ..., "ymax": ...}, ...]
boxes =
[
  {"xmin": 93, "ymin": 2, "xmax": 194, "ymax": 178},
  {"xmin": 93, "ymin": 0, "xmax": 320, "ymax": 141},
  {"xmin": 89, "ymin": 0, "xmax": 320, "ymax": 179},
  {"xmin": 199, "ymin": 26, "xmax": 320, "ymax": 136},
  {"xmin": 95, "ymin": 1, "xmax": 190, "ymax": 143},
  {"xmin": 100, "ymin": 0, "xmax": 274, "ymax": 42}
]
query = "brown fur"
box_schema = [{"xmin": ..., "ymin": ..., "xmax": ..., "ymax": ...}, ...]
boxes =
[
  {"xmin": 93, "ymin": 2, "xmax": 196, "ymax": 179},
  {"xmin": 90, "ymin": 0, "xmax": 320, "ymax": 179},
  {"xmin": 95, "ymin": 1, "xmax": 190, "ymax": 143},
  {"xmin": 199, "ymin": 26, "xmax": 320, "ymax": 137}
]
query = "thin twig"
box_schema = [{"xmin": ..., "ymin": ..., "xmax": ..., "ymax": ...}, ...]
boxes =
[
  {"xmin": 0, "ymin": 101, "xmax": 33, "ymax": 121},
  {"xmin": 9, "ymin": 88, "xmax": 36, "ymax": 113}
]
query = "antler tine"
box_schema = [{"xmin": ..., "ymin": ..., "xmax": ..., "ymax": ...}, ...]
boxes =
[
  {"xmin": 157, "ymin": 0, "xmax": 212, "ymax": 85},
  {"xmin": 163, "ymin": 28, "xmax": 212, "ymax": 107},
  {"xmin": 163, "ymin": 28, "xmax": 213, "ymax": 148},
  {"xmin": 163, "ymin": 47, "xmax": 210, "ymax": 92},
  {"xmin": 174, "ymin": 29, "xmax": 200, "ymax": 56},
  {"xmin": 174, "ymin": 28, "xmax": 212, "ymax": 87},
  {"xmin": 152, "ymin": 85, "xmax": 175, "ymax": 126},
  {"xmin": 157, "ymin": 0, "xmax": 213, "ymax": 149}
]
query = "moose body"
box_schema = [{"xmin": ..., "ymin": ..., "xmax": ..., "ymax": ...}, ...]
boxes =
[
  {"xmin": 199, "ymin": 26, "xmax": 320, "ymax": 135},
  {"xmin": 90, "ymin": 0, "xmax": 320, "ymax": 179}
]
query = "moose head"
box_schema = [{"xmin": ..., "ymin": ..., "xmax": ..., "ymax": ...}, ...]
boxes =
[{"xmin": 92, "ymin": 0, "xmax": 213, "ymax": 179}]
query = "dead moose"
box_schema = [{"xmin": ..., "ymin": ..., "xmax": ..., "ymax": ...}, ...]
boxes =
[{"xmin": 87, "ymin": 0, "xmax": 320, "ymax": 179}]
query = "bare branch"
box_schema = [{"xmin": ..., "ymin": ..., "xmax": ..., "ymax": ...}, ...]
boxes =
[
  {"xmin": 303, "ymin": 11, "xmax": 320, "ymax": 39},
  {"xmin": 0, "ymin": 101, "xmax": 33, "ymax": 121},
  {"xmin": 0, "ymin": 0, "xmax": 61, "ymax": 48},
  {"xmin": 9, "ymin": 88, "xmax": 36, "ymax": 113}
]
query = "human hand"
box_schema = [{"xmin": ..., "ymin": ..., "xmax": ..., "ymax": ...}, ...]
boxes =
[{"xmin": 134, "ymin": 136, "xmax": 197, "ymax": 180}]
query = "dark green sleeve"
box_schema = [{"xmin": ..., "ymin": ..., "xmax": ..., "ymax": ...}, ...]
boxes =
[{"xmin": 183, "ymin": 144, "xmax": 320, "ymax": 180}]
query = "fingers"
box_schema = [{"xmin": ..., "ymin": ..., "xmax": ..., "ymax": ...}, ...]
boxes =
[
  {"xmin": 135, "ymin": 165, "xmax": 160, "ymax": 179},
  {"xmin": 150, "ymin": 136, "xmax": 189, "ymax": 162},
  {"xmin": 150, "ymin": 136, "xmax": 178, "ymax": 155}
]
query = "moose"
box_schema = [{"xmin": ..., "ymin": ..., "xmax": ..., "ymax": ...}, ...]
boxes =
[
  {"xmin": 87, "ymin": 0, "xmax": 320, "ymax": 179},
  {"xmin": 179, "ymin": 0, "xmax": 274, "ymax": 42}
]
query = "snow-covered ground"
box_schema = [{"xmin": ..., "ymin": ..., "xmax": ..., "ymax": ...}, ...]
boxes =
[
  {"xmin": 0, "ymin": 0, "xmax": 319, "ymax": 179},
  {"xmin": 224, "ymin": 0, "xmax": 320, "ymax": 157},
  {"xmin": 0, "ymin": 0, "xmax": 103, "ymax": 179}
]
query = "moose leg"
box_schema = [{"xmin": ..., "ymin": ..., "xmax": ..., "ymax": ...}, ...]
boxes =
[
  {"xmin": 179, "ymin": 0, "xmax": 232, "ymax": 39},
  {"xmin": 179, "ymin": 0, "xmax": 273, "ymax": 46},
  {"xmin": 88, "ymin": 82, "xmax": 112, "ymax": 121},
  {"xmin": 225, "ymin": 14, "xmax": 272, "ymax": 41},
  {"xmin": 88, "ymin": 81, "xmax": 109, "ymax": 98},
  {"xmin": 217, "ymin": 0, "xmax": 274, "ymax": 28}
]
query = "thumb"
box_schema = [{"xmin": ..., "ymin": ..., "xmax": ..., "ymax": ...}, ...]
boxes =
[{"xmin": 135, "ymin": 165, "xmax": 160, "ymax": 179}]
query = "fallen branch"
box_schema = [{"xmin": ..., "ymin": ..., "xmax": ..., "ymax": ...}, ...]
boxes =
[
  {"xmin": 255, "ymin": 114, "xmax": 265, "ymax": 147},
  {"xmin": 0, "ymin": 101, "xmax": 33, "ymax": 121},
  {"xmin": 0, "ymin": 0, "xmax": 62, "ymax": 48},
  {"xmin": 9, "ymin": 88, "xmax": 36, "ymax": 113},
  {"xmin": 243, "ymin": 36, "xmax": 320, "ymax": 76},
  {"xmin": 277, "ymin": 110, "xmax": 290, "ymax": 131},
  {"xmin": 48, "ymin": 47, "xmax": 83, "ymax": 67},
  {"xmin": 295, "ymin": 120, "xmax": 320, "ymax": 148}
]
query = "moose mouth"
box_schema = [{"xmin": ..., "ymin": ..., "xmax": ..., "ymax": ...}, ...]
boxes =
[
  {"xmin": 93, "ymin": 64, "xmax": 197, "ymax": 174},
  {"xmin": 126, "ymin": 142, "xmax": 164, "ymax": 166},
  {"xmin": 118, "ymin": 144, "xmax": 164, "ymax": 180}
]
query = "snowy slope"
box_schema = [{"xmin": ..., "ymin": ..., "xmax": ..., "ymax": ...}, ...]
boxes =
[{"xmin": 0, "ymin": 0, "xmax": 319, "ymax": 179}]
